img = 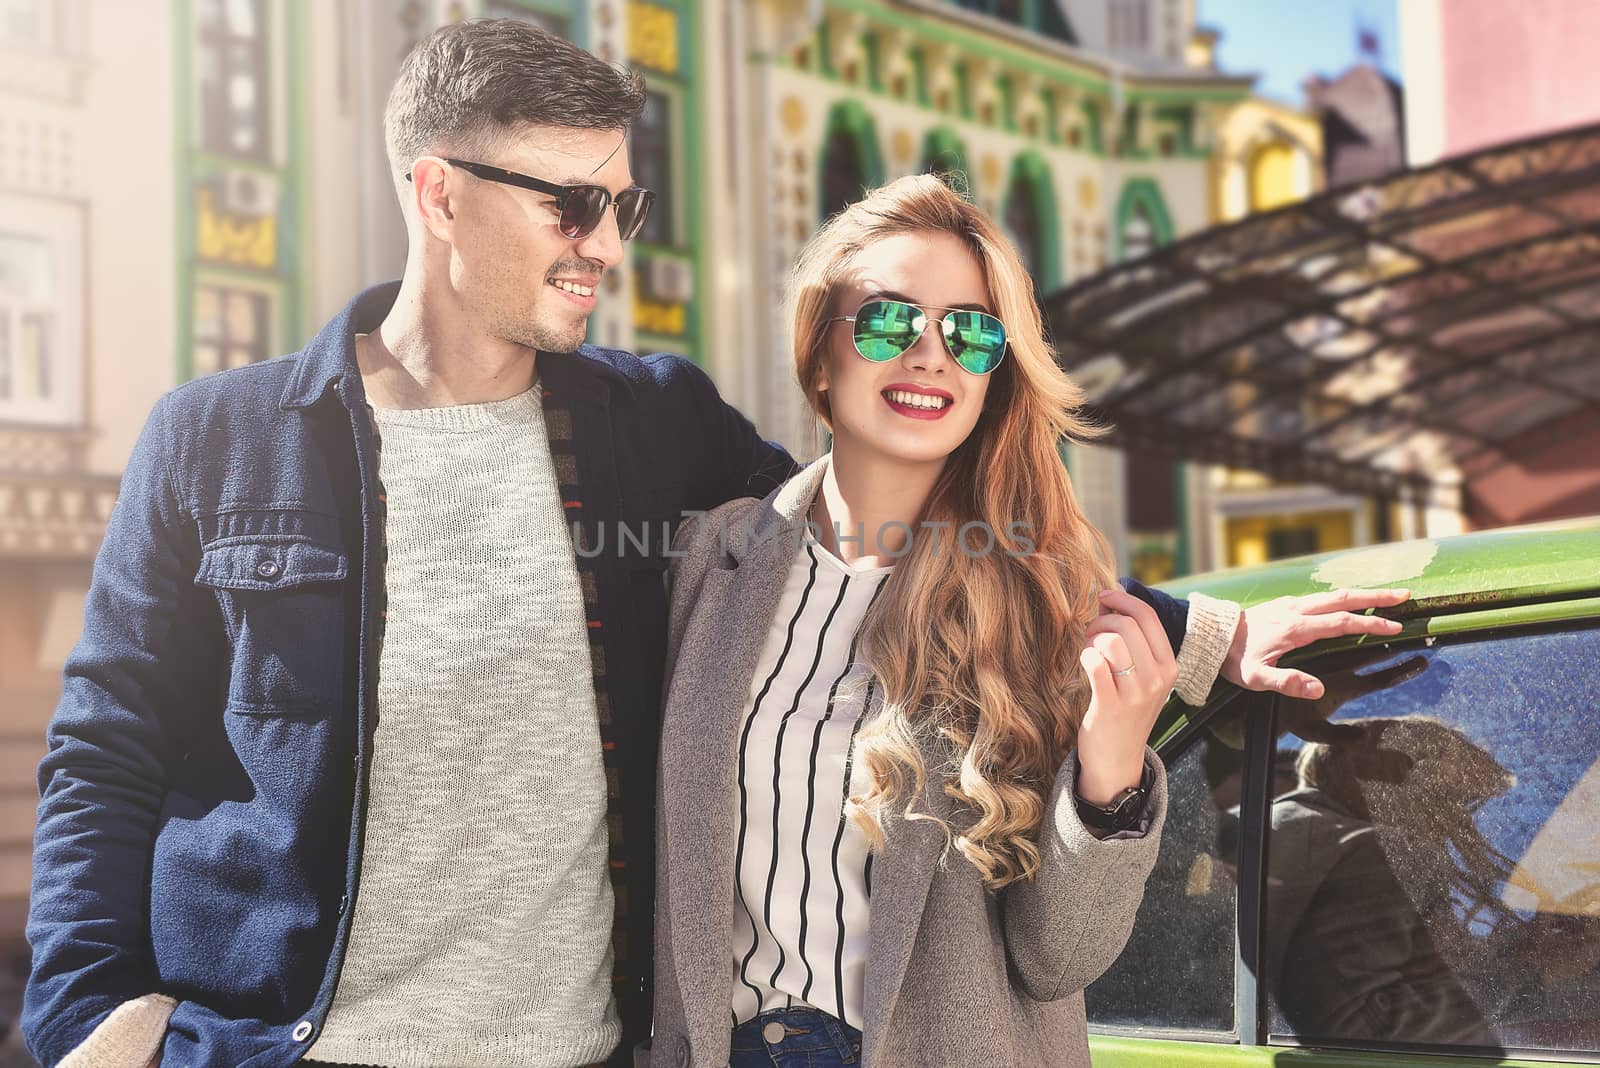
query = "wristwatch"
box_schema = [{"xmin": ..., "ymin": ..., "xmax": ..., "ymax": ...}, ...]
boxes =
[{"xmin": 1074, "ymin": 761, "xmax": 1154, "ymax": 834}]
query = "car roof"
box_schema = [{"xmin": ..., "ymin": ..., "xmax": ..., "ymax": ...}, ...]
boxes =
[
  {"xmin": 1156, "ymin": 514, "xmax": 1600, "ymax": 613},
  {"xmin": 1148, "ymin": 515, "xmax": 1600, "ymax": 748}
]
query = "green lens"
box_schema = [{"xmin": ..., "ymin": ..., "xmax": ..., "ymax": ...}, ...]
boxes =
[
  {"xmin": 853, "ymin": 300, "xmax": 924, "ymax": 362},
  {"xmin": 944, "ymin": 310, "xmax": 1007, "ymax": 375}
]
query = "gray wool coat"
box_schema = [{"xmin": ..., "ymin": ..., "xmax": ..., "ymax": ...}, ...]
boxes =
[{"xmin": 647, "ymin": 459, "xmax": 1169, "ymax": 1068}]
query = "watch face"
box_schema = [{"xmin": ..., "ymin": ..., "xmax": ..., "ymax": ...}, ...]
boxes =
[
  {"xmin": 1077, "ymin": 786, "xmax": 1141, "ymax": 830},
  {"xmin": 1075, "ymin": 764, "xmax": 1152, "ymax": 830},
  {"xmin": 1106, "ymin": 786, "xmax": 1148, "ymax": 829}
]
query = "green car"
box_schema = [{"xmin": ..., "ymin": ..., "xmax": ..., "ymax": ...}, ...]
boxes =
[{"xmin": 1085, "ymin": 518, "xmax": 1600, "ymax": 1068}]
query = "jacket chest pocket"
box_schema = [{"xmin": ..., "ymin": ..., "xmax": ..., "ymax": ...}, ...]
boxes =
[{"xmin": 194, "ymin": 536, "xmax": 349, "ymax": 715}]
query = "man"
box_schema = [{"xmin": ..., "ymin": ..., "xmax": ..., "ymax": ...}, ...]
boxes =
[
  {"xmin": 23, "ymin": 17, "xmax": 1405, "ymax": 1068},
  {"xmin": 27, "ymin": 20, "xmax": 790, "ymax": 1068}
]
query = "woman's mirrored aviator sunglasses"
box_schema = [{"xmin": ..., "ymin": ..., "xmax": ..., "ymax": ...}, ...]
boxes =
[
  {"xmin": 406, "ymin": 158, "xmax": 656, "ymax": 241},
  {"xmin": 828, "ymin": 299, "xmax": 1009, "ymax": 375}
]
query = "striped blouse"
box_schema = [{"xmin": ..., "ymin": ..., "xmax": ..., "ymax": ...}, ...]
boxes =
[{"xmin": 730, "ymin": 532, "xmax": 892, "ymax": 1030}]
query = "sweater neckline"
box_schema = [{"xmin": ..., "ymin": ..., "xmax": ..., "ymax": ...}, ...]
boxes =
[{"xmin": 370, "ymin": 383, "xmax": 543, "ymax": 432}]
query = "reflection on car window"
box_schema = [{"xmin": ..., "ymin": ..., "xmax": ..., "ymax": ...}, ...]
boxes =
[
  {"xmin": 1086, "ymin": 698, "xmax": 1250, "ymax": 1033},
  {"xmin": 1265, "ymin": 625, "xmax": 1600, "ymax": 1056}
]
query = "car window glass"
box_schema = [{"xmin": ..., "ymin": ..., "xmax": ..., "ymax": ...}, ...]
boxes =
[
  {"xmin": 1086, "ymin": 697, "xmax": 1249, "ymax": 1034},
  {"xmin": 1265, "ymin": 625, "xmax": 1600, "ymax": 1057}
]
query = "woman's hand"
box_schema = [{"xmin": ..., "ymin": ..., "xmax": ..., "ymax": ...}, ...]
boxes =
[
  {"xmin": 1076, "ymin": 589, "xmax": 1179, "ymax": 805},
  {"xmin": 1221, "ymin": 588, "xmax": 1411, "ymax": 699}
]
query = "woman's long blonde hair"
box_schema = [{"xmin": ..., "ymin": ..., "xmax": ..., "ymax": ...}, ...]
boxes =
[{"xmin": 788, "ymin": 173, "xmax": 1117, "ymax": 889}]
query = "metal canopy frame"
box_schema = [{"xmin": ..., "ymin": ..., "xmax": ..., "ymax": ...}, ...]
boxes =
[{"xmin": 1041, "ymin": 122, "xmax": 1600, "ymax": 506}]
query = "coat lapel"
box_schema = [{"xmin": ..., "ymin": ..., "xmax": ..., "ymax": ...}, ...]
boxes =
[{"xmin": 662, "ymin": 459, "xmax": 830, "ymax": 1032}]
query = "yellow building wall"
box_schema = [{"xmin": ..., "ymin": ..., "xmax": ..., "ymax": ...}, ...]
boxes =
[
  {"xmin": 1209, "ymin": 96, "xmax": 1323, "ymax": 223},
  {"xmin": 1225, "ymin": 510, "xmax": 1356, "ymax": 567},
  {"xmin": 1249, "ymin": 140, "xmax": 1300, "ymax": 212}
]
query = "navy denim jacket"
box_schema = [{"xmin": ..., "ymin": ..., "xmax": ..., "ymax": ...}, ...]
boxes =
[{"xmin": 24, "ymin": 282, "xmax": 1190, "ymax": 1067}]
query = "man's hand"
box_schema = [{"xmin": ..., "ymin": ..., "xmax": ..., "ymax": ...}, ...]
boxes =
[{"xmin": 1221, "ymin": 588, "xmax": 1412, "ymax": 700}]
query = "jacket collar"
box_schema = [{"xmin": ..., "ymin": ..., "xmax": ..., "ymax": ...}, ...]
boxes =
[
  {"xmin": 280, "ymin": 280, "xmax": 636, "ymax": 412},
  {"xmin": 725, "ymin": 452, "xmax": 832, "ymax": 564}
]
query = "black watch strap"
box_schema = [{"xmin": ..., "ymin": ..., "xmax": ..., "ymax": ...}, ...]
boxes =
[{"xmin": 1074, "ymin": 761, "xmax": 1154, "ymax": 833}]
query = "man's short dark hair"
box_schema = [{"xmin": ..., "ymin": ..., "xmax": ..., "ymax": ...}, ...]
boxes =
[{"xmin": 384, "ymin": 18, "xmax": 647, "ymax": 176}]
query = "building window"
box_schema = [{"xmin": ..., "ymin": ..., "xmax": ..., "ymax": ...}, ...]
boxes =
[
  {"xmin": 0, "ymin": 238, "xmax": 52, "ymax": 408},
  {"xmin": 1109, "ymin": 0, "xmax": 1151, "ymax": 52},
  {"xmin": 819, "ymin": 103, "xmax": 883, "ymax": 221},
  {"xmin": 1000, "ymin": 154, "xmax": 1060, "ymax": 287},
  {"xmin": 1266, "ymin": 526, "xmax": 1320, "ymax": 559},
  {"xmin": 197, "ymin": 0, "xmax": 268, "ymax": 159},
  {"xmin": 0, "ymin": 0, "xmax": 80, "ymax": 51},
  {"xmin": 946, "ymin": 0, "xmax": 1076, "ymax": 42},
  {"xmin": 1121, "ymin": 202, "xmax": 1153, "ymax": 260},
  {"xmin": 951, "ymin": 0, "xmax": 1024, "ymax": 21},
  {"xmin": 1004, "ymin": 172, "xmax": 1044, "ymax": 284},
  {"xmin": 1116, "ymin": 178, "xmax": 1173, "ymax": 261},
  {"xmin": 629, "ymin": 90, "xmax": 673, "ymax": 246},
  {"xmin": 193, "ymin": 283, "xmax": 271, "ymax": 377},
  {"xmin": 921, "ymin": 128, "xmax": 970, "ymax": 191},
  {"xmin": 0, "ymin": 203, "xmax": 81, "ymax": 425},
  {"xmin": 820, "ymin": 129, "xmax": 866, "ymax": 220},
  {"xmin": 0, "ymin": 0, "xmax": 59, "ymax": 49}
]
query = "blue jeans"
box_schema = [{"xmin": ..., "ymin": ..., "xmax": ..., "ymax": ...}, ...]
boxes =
[{"xmin": 729, "ymin": 1007, "xmax": 863, "ymax": 1067}]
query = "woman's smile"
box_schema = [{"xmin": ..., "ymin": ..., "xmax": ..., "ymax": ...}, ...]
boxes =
[{"xmin": 881, "ymin": 382, "xmax": 955, "ymax": 419}]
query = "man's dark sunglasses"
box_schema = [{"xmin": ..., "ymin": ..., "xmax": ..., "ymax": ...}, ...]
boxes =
[{"xmin": 408, "ymin": 158, "xmax": 655, "ymax": 241}]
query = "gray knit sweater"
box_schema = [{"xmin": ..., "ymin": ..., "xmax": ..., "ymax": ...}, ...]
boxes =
[{"xmin": 305, "ymin": 386, "xmax": 619, "ymax": 1068}]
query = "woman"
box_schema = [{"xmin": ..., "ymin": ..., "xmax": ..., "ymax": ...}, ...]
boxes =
[{"xmin": 651, "ymin": 174, "xmax": 1406, "ymax": 1068}]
